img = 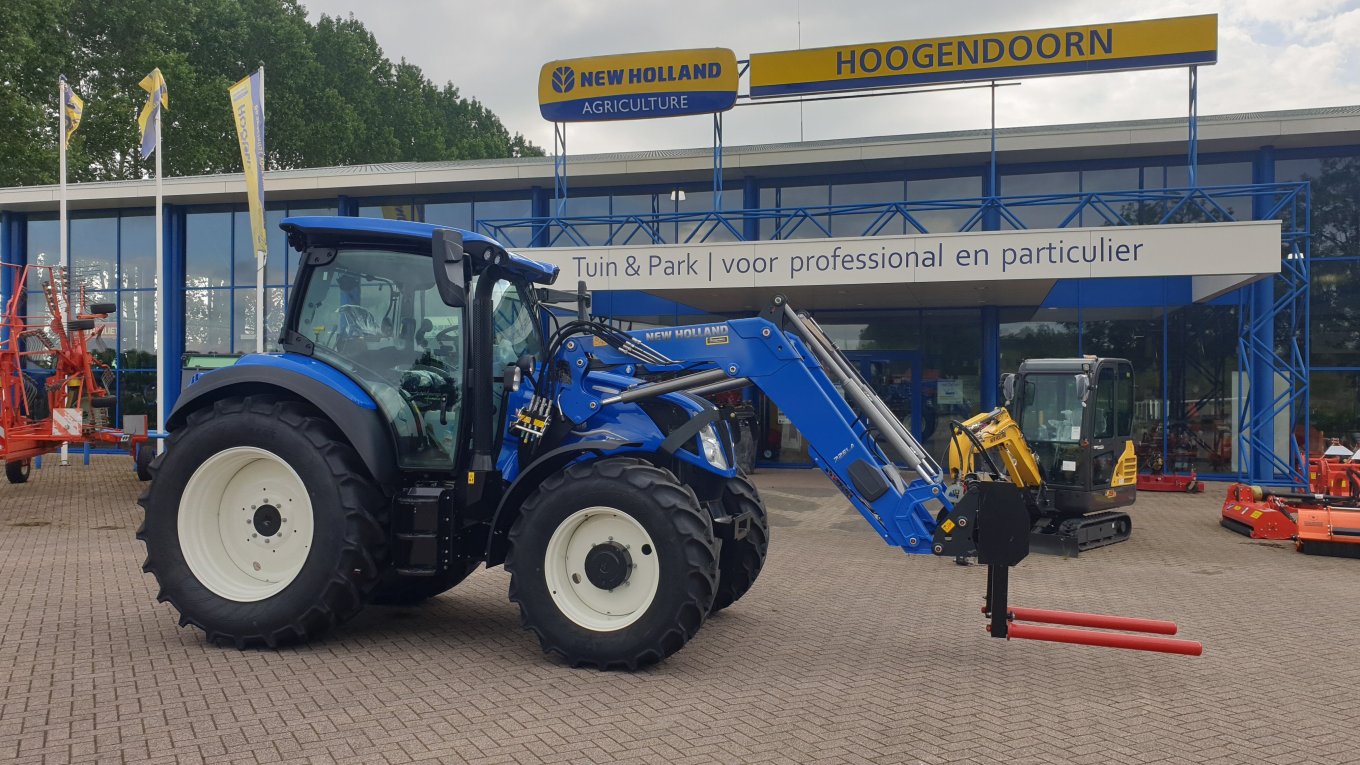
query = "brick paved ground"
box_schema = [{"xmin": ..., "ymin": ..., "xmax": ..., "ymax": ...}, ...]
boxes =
[{"xmin": 1, "ymin": 457, "xmax": 1358, "ymax": 764}]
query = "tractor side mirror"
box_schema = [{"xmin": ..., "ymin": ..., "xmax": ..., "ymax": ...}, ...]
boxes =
[
  {"xmin": 432, "ymin": 228, "xmax": 467, "ymax": 307},
  {"xmin": 1075, "ymin": 374, "xmax": 1090, "ymax": 407},
  {"xmin": 1001, "ymin": 373, "xmax": 1016, "ymax": 405}
]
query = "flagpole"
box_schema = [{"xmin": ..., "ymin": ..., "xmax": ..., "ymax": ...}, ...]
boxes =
[
  {"xmin": 255, "ymin": 65, "xmax": 265, "ymax": 355},
  {"xmin": 59, "ymin": 78, "xmax": 70, "ymax": 467},
  {"xmin": 58, "ymin": 79, "xmax": 68, "ymax": 319},
  {"xmin": 154, "ymin": 104, "xmax": 165, "ymax": 453}
]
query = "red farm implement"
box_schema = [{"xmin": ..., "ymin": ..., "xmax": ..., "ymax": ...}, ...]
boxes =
[{"xmin": 0, "ymin": 264, "xmax": 153, "ymax": 483}]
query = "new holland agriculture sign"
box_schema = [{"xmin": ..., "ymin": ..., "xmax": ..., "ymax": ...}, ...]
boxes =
[
  {"xmin": 749, "ymin": 15, "xmax": 1218, "ymax": 98},
  {"xmin": 539, "ymin": 48, "xmax": 738, "ymax": 122}
]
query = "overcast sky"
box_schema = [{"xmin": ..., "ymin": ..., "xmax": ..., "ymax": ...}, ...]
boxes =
[{"xmin": 300, "ymin": 0, "xmax": 1360, "ymax": 155}]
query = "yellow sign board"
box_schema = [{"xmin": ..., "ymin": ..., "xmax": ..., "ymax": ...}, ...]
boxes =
[
  {"xmin": 750, "ymin": 15, "xmax": 1217, "ymax": 98},
  {"xmin": 539, "ymin": 48, "xmax": 738, "ymax": 122}
]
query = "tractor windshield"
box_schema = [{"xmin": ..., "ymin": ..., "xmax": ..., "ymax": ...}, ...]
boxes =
[{"xmin": 294, "ymin": 248, "xmax": 464, "ymax": 470}]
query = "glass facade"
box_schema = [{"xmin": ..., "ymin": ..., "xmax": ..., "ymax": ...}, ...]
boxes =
[{"xmin": 3, "ymin": 144, "xmax": 1353, "ymax": 471}]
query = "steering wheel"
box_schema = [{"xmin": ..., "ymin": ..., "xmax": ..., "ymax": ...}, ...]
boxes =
[{"xmin": 434, "ymin": 325, "xmax": 460, "ymax": 346}]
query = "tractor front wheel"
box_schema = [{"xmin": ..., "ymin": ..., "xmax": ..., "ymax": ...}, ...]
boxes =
[
  {"xmin": 506, "ymin": 457, "xmax": 717, "ymax": 670},
  {"xmin": 137, "ymin": 395, "xmax": 385, "ymax": 647},
  {"xmin": 711, "ymin": 475, "xmax": 769, "ymax": 612}
]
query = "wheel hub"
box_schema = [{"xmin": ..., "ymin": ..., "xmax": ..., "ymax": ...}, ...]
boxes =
[
  {"xmin": 583, "ymin": 541, "xmax": 632, "ymax": 590},
  {"xmin": 252, "ymin": 504, "xmax": 282, "ymax": 536}
]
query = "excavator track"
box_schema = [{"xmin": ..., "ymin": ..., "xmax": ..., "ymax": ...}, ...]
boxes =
[{"xmin": 1030, "ymin": 511, "xmax": 1132, "ymax": 557}]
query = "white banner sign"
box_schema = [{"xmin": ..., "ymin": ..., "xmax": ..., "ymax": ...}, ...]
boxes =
[{"xmin": 530, "ymin": 221, "xmax": 1282, "ymax": 291}]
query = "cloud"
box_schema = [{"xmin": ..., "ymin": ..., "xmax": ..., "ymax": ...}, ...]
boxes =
[{"xmin": 299, "ymin": 0, "xmax": 1360, "ymax": 155}]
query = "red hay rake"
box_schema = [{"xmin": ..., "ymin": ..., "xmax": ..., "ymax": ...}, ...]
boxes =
[{"xmin": 0, "ymin": 264, "xmax": 151, "ymax": 482}]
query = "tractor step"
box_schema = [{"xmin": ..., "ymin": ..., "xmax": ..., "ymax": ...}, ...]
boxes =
[{"xmin": 391, "ymin": 486, "xmax": 446, "ymax": 573}]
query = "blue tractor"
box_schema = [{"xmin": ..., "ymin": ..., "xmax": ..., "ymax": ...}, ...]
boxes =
[{"xmin": 138, "ymin": 217, "xmax": 1200, "ymax": 668}]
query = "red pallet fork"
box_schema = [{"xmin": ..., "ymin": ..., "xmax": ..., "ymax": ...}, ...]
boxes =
[{"xmin": 963, "ymin": 481, "xmax": 1203, "ymax": 656}]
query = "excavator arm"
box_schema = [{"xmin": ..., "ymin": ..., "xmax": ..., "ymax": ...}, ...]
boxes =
[
  {"xmin": 540, "ymin": 296, "xmax": 1202, "ymax": 655},
  {"xmin": 946, "ymin": 407, "xmax": 1045, "ymax": 490}
]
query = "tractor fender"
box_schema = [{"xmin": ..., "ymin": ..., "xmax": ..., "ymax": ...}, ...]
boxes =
[
  {"xmin": 168, "ymin": 355, "xmax": 400, "ymax": 489},
  {"xmin": 484, "ymin": 439, "xmax": 637, "ymax": 567}
]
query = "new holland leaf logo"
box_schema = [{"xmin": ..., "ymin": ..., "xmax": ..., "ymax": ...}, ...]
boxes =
[{"xmin": 552, "ymin": 66, "xmax": 576, "ymax": 94}]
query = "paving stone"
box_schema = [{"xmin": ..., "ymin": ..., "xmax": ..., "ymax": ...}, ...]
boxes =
[{"xmin": 0, "ymin": 460, "xmax": 1353, "ymax": 763}]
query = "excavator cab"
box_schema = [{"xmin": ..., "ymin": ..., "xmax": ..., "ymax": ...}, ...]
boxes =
[{"xmin": 1008, "ymin": 357, "xmax": 1138, "ymax": 519}]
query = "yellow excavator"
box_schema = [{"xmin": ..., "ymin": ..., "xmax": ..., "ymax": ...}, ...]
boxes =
[{"xmin": 946, "ymin": 357, "xmax": 1139, "ymax": 555}]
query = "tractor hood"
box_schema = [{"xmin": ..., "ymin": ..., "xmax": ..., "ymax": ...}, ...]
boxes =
[{"xmin": 280, "ymin": 216, "xmax": 559, "ymax": 285}]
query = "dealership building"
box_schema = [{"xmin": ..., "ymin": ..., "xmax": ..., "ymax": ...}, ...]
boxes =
[{"xmin": 0, "ymin": 104, "xmax": 1355, "ymax": 481}]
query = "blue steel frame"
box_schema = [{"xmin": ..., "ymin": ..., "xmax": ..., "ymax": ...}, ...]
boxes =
[
  {"xmin": 477, "ymin": 181, "xmax": 1311, "ymax": 486},
  {"xmin": 0, "ymin": 155, "xmax": 1327, "ymax": 482}
]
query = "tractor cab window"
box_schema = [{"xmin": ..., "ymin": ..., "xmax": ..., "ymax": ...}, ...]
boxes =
[
  {"xmin": 295, "ymin": 249, "xmax": 464, "ymax": 470},
  {"xmin": 478, "ymin": 277, "xmax": 541, "ymax": 428}
]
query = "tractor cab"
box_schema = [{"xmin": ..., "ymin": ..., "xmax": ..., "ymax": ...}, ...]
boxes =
[{"xmin": 1005, "ymin": 357, "xmax": 1138, "ymax": 516}]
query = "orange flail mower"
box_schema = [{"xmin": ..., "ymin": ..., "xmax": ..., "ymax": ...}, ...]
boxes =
[
  {"xmin": 1221, "ymin": 483, "xmax": 1360, "ymax": 557},
  {"xmin": 0, "ymin": 264, "xmax": 152, "ymax": 483}
]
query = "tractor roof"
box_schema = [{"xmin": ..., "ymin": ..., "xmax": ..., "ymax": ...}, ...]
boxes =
[{"xmin": 279, "ymin": 216, "xmax": 559, "ymax": 285}]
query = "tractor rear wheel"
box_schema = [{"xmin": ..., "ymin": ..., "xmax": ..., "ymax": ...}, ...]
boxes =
[
  {"xmin": 711, "ymin": 475, "xmax": 769, "ymax": 612},
  {"xmin": 506, "ymin": 457, "xmax": 718, "ymax": 670},
  {"xmin": 6, "ymin": 460, "xmax": 31, "ymax": 484},
  {"xmin": 369, "ymin": 561, "xmax": 480, "ymax": 606},
  {"xmin": 137, "ymin": 395, "xmax": 385, "ymax": 647}
]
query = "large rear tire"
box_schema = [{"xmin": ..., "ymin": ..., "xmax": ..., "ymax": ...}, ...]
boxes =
[
  {"xmin": 137, "ymin": 395, "xmax": 385, "ymax": 648},
  {"xmin": 711, "ymin": 475, "xmax": 769, "ymax": 612},
  {"xmin": 506, "ymin": 457, "xmax": 718, "ymax": 670}
]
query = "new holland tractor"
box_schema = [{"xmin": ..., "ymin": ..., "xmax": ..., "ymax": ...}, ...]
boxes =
[{"xmin": 138, "ymin": 217, "xmax": 1201, "ymax": 668}]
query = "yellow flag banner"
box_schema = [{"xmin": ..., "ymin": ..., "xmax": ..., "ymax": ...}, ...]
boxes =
[
  {"xmin": 229, "ymin": 69, "xmax": 267, "ymax": 262},
  {"xmin": 138, "ymin": 68, "xmax": 168, "ymax": 159}
]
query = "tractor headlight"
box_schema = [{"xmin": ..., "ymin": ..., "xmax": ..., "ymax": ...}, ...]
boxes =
[{"xmin": 698, "ymin": 424, "xmax": 729, "ymax": 470}]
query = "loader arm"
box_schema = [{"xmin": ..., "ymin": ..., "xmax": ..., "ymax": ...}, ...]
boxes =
[
  {"xmin": 555, "ymin": 298, "xmax": 947, "ymax": 554},
  {"xmin": 541, "ymin": 296, "xmax": 1202, "ymax": 655}
]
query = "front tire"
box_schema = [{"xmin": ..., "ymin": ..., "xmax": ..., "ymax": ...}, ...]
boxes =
[
  {"xmin": 506, "ymin": 457, "xmax": 718, "ymax": 670},
  {"xmin": 137, "ymin": 395, "xmax": 385, "ymax": 648},
  {"xmin": 711, "ymin": 475, "xmax": 769, "ymax": 612}
]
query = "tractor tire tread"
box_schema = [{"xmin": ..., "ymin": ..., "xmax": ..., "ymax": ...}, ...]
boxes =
[
  {"xmin": 507, "ymin": 457, "xmax": 717, "ymax": 671},
  {"xmin": 137, "ymin": 394, "xmax": 384, "ymax": 648},
  {"xmin": 711, "ymin": 474, "xmax": 769, "ymax": 612}
]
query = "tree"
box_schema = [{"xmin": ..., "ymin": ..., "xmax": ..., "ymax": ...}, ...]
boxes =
[{"xmin": 0, "ymin": 0, "xmax": 541, "ymax": 187}]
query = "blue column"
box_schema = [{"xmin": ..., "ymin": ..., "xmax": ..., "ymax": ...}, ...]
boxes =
[
  {"xmin": 336, "ymin": 195, "xmax": 357, "ymax": 217},
  {"xmin": 742, "ymin": 176, "xmax": 760, "ymax": 241},
  {"xmin": 982, "ymin": 168, "xmax": 1000, "ymax": 232},
  {"xmin": 980, "ymin": 306, "xmax": 999, "ymax": 410},
  {"xmin": 1248, "ymin": 145, "xmax": 1276, "ymax": 481},
  {"xmin": 530, "ymin": 186, "xmax": 551, "ymax": 248},
  {"xmin": 0, "ymin": 212, "xmax": 17, "ymax": 314},
  {"xmin": 163, "ymin": 205, "xmax": 187, "ymax": 412}
]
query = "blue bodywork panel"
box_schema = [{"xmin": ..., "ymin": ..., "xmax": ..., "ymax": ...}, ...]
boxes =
[
  {"xmin": 280, "ymin": 216, "xmax": 559, "ymax": 285},
  {"xmin": 549, "ymin": 317, "xmax": 949, "ymax": 554},
  {"xmin": 229, "ymin": 352, "xmax": 378, "ymax": 410}
]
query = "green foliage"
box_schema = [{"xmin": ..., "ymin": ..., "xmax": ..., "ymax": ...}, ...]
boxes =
[{"xmin": 1, "ymin": 0, "xmax": 541, "ymax": 186}]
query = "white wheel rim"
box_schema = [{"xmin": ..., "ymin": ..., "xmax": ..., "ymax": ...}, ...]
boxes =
[
  {"xmin": 177, "ymin": 446, "xmax": 315, "ymax": 602},
  {"xmin": 543, "ymin": 506, "xmax": 660, "ymax": 632}
]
